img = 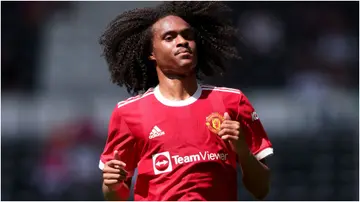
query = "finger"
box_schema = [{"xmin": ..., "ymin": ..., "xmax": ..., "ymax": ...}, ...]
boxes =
[
  {"xmin": 106, "ymin": 159, "xmax": 126, "ymax": 168},
  {"xmin": 103, "ymin": 173, "xmax": 123, "ymax": 180},
  {"xmin": 103, "ymin": 166, "xmax": 121, "ymax": 174},
  {"xmin": 224, "ymin": 112, "xmax": 231, "ymax": 120},
  {"xmin": 113, "ymin": 151, "xmax": 125, "ymax": 169},
  {"xmin": 218, "ymin": 128, "xmax": 231, "ymax": 137},
  {"xmin": 218, "ymin": 128, "xmax": 228, "ymax": 137},
  {"xmin": 114, "ymin": 150, "xmax": 120, "ymax": 160},
  {"xmin": 222, "ymin": 120, "xmax": 240, "ymax": 125},
  {"xmin": 104, "ymin": 179, "xmax": 119, "ymax": 185},
  {"xmin": 218, "ymin": 128, "xmax": 239, "ymax": 137},
  {"xmin": 103, "ymin": 172, "xmax": 127, "ymax": 180},
  {"xmin": 220, "ymin": 121, "xmax": 240, "ymax": 130},
  {"xmin": 103, "ymin": 173, "xmax": 127, "ymax": 182},
  {"xmin": 221, "ymin": 134, "xmax": 239, "ymax": 141},
  {"xmin": 105, "ymin": 164, "xmax": 128, "ymax": 175}
]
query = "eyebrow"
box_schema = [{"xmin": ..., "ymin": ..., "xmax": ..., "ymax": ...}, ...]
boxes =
[{"xmin": 160, "ymin": 27, "xmax": 193, "ymax": 38}]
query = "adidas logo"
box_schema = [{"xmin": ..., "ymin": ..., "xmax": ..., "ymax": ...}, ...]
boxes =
[{"xmin": 149, "ymin": 126, "xmax": 165, "ymax": 139}]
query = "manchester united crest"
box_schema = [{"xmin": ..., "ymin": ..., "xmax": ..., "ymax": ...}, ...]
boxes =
[{"xmin": 206, "ymin": 112, "xmax": 224, "ymax": 133}]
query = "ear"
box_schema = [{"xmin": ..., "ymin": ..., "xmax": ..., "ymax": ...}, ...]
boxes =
[{"xmin": 149, "ymin": 52, "xmax": 156, "ymax": 61}]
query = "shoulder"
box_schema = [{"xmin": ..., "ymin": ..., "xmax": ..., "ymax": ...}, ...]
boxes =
[
  {"xmin": 200, "ymin": 84, "xmax": 242, "ymax": 97},
  {"xmin": 200, "ymin": 84, "xmax": 244, "ymax": 107},
  {"xmin": 109, "ymin": 88, "xmax": 155, "ymax": 124},
  {"xmin": 201, "ymin": 85, "xmax": 254, "ymax": 107},
  {"xmin": 115, "ymin": 88, "xmax": 155, "ymax": 113},
  {"xmin": 200, "ymin": 84, "xmax": 245, "ymax": 118}
]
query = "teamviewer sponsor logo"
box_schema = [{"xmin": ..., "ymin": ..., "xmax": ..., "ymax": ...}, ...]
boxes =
[
  {"xmin": 172, "ymin": 151, "xmax": 228, "ymax": 164},
  {"xmin": 152, "ymin": 151, "xmax": 229, "ymax": 175},
  {"xmin": 152, "ymin": 152, "xmax": 173, "ymax": 175}
]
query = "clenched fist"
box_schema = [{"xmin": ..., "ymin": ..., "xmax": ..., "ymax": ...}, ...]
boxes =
[
  {"xmin": 218, "ymin": 112, "xmax": 249, "ymax": 155},
  {"xmin": 102, "ymin": 150, "xmax": 128, "ymax": 189}
]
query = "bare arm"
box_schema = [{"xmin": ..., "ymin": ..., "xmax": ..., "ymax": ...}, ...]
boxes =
[
  {"xmin": 237, "ymin": 143, "xmax": 271, "ymax": 200},
  {"xmin": 219, "ymin": 112, "xmax": 271, "ymax": 200}
]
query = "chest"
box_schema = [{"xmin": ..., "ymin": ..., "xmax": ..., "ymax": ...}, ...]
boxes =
[
  {"xmin": 131, "ymin": 101, "xmax": 234, "ymax": 154},
  {"xmin": 127, "ymin": 99, "xmax": 240, "ymax": 176}
]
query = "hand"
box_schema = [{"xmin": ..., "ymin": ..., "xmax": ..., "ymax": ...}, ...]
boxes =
[
  {"xmin": 102, "ymin": 150, "xmax": 128, "ymax": 190},
  {"xmin": 218, "ymin": 112, "xmax": 249, "ymax": 154}
]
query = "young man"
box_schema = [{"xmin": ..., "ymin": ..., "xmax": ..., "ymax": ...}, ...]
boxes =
[{"xmin": 99, "ymin": 2, "xmax": 273, "ymax": 201}]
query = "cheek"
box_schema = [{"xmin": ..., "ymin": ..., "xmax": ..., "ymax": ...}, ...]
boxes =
[
  {"xmin": 190, "ymin": 42, "xmax": 198, "ymax": 60},
  {"xmin": 162, "ymin": 42, "xmax": 175, "ymax": 54},
  {"xmin": 189, "ymin": 42, "xmax": 197, "ymax": 58},
  {"xmin": 154, "ymin": 43, "xmax": 173, "ymax": 59},
  {"xmin": 190, "ymin": 41, "xmax": 196, "ymax": 51}
]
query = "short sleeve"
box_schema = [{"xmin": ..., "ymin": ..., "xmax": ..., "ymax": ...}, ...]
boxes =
[
  {"xmin": 99, "ymin": 107, "xmax": 138, "ymax": 177},
  {"xmin": 236, "ymin": 93, "xmax": 273, "ymax": 160}
]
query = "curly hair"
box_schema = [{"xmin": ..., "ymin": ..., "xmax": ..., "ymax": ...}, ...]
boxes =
[{"xmin": 100, "ymin": 1, "xmax": 240, "ymax": 95}]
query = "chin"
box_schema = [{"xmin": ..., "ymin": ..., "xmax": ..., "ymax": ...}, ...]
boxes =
[
  {"xmin": 178, "ymin": 59, "xmax": 196, "ymax": 68},
  {"xmin": 178, "ymin": 63, "xmax": 196, "ymax": 74}
]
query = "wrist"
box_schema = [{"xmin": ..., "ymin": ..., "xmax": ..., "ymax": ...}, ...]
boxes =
[
  {"xmin": 104, "ymin": 181, "xmax": 125, "ymax": 192},
  {"xmin": 103, "ymin": 181, "xmax": 129, "ymax": 201}
]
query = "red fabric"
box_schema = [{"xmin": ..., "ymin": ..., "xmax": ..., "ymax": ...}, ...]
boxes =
[{"xmin": 99, "ymin": 85, "xmax": 273, "ymax": 201}]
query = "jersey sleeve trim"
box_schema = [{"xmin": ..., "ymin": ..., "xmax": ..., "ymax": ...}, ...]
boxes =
[
  {"xmin": 254, "ymin": 147, "xmax": 274, "ymax": 160},
  {"xmin": 201, "ymin": 85, "xmax": 242, "ymax": 95},
  {"xmin": 99, "ymin": 160, "xmax": 105, "ymax": 170},
  {"xmin": 117, "ymin": 90, "xmax": 154, "ymax": 108},
  {"xmin": 99, "ymin": 159, "xmax": 135, "ymax": 177}
]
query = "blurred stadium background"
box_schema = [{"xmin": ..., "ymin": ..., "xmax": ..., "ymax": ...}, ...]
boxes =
[{"xmin": 1, "ymin": 1, "xmax": 359, "ymax": 201}]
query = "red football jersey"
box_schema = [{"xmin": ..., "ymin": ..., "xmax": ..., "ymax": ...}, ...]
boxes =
[{"xmin": 99, "ymin": 84, "xmax": 273, "ymax": 201}]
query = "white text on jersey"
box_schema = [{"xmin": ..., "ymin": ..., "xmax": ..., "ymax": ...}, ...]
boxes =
[{"xmin": 171, "ymin": 151, "xmax": 228, "ymax": 165}]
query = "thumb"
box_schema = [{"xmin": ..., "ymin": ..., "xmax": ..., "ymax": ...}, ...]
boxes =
[
  {"xmin": 114, "ymin": 150, "xmax": 120, "ymax": 160},
  {"xmin": 113, "ymin": 150, "xmax": 122, "ymax": 169},
  {"xmin": 224, "ymin": 112, "xmax": 231, "ymax": 120}
]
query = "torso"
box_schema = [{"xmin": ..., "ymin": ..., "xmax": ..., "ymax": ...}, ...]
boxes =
[{"xmin": 119, "ymin": 84, "xmax": 242, "ymax": 201}]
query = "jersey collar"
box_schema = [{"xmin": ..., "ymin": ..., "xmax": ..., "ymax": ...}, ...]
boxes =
[{"xmin": 153, "ymin": 83, "xmax": 202, "ymax": 107}]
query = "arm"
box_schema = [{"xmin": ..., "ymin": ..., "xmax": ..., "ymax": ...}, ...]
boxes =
[
  {"xmin": 220, "ymin": 112, "xmax": 272, "ymax": 200},
  {"xmin": 237, "ymin": 141, "xmax": 271, "ymax": 200},
  {"xmin": 102, "ymin": 178, "xmax": 132, "ymax": 201},
  {"xmin": 236, "ymin": 94, "xmax": 273, "ymax": 200},
  {"xmin": 220, "ymin": 93, "xmax": 273, "ymax": 199},
  {"xmin": 99, "ymin": 107, "xmax": 139, "ymax": 201}
]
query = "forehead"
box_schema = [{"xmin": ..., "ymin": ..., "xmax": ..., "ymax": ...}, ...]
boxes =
[{"xmin": 152, "ymin": 15, "xmax": 191, "ymax": 35}]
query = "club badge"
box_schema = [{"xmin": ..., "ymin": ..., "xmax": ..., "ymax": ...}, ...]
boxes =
[{"xmin": 206, "ymin": 112, "xmax": 224, "ymax": 133}]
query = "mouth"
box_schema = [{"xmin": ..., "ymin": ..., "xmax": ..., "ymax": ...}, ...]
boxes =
[
  {"xmin": 178, "ymin": 52, "xmax": 191, "ymax": 56},
  {"xmin": 175, "ymin": 49, "xmax": 192, "ymax": 56}
]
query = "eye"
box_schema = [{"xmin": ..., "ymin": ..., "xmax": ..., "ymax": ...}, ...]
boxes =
[
  {"xmin": 163, "ymin": 32, "xmax": 177, "ymax": 42},
  {"xmin": 183, "ymin": 31, "xmax": 195, "ymax": 40},
  {"xmin": 181, "ymin": 29, "xmax": 195, "ymax": 40},
  {"xmin": 164, "ymin": 35, "xmax": 173, "ymax": 41}
]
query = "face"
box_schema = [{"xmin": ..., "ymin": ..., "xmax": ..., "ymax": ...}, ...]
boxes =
[{"xmin": 150, "ymin": 15, "xmax": 197, "ymax": 76}]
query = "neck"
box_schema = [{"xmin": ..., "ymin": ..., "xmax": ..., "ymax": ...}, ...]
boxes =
[{"xmin": 156, "ymin": 68, "xmax": 198, "ymax": 101}]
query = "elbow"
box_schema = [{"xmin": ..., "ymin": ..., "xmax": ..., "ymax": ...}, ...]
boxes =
[
  {"xmin": 244, "ymin": 180, "xmax": 270, "ymax": 200},
  {"xmin": 255, "ymin": 172, "xmax": 271, "ymax": 200},
  {"xmin": 244, "ymin": 170, "xmax": 271, "ymax": 200},
  {"xmin": 253, "ymin": 186, "xmax": 270, "ymax": 200}
]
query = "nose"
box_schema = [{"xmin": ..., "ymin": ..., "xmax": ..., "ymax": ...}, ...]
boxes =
[{"xmin": 176, "ymin": 35, "xmax": 189, "ymax": 47}]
